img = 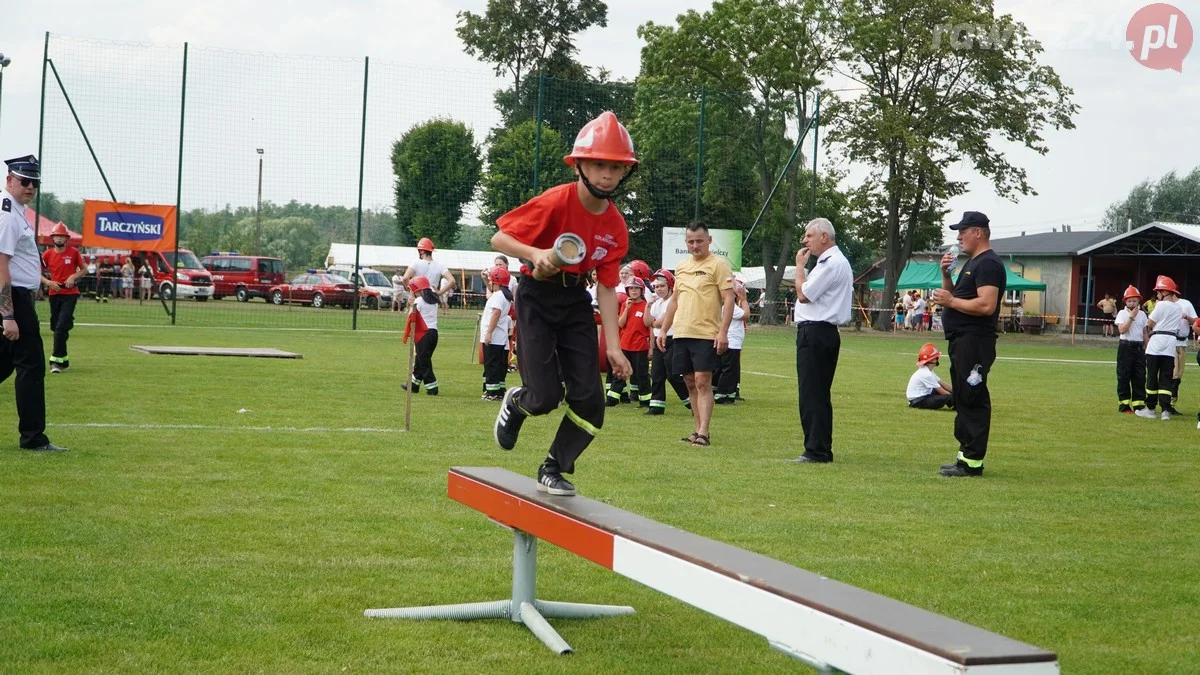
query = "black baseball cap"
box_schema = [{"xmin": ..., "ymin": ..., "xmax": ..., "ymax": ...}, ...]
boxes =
[{"xmin": 949, "ymin": 211, "xmax": 989, "ymax": 230}]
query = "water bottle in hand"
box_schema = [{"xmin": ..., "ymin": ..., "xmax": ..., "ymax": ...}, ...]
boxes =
[{"xmin": 946, "ymin": 244, "xmax": 962, "ymax": 275}]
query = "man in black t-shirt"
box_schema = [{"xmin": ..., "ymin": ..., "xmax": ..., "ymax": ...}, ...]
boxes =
[{"xmin": 932, "ymin": 211, "xmax": 1007, "ymax": 477}]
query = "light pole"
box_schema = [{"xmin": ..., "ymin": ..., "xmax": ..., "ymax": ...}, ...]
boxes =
[
  {"xmin": 255, "ymin": 148, "xmax": 264, "ymax": 256},
  {"xmin": 0, "ymin": 54, "xmax": 11, "ymax": 135}
]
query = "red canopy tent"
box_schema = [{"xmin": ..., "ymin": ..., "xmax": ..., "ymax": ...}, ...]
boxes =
[{"xmin": 26, "ymin": 207, "xmax": 83, "ymax": 247}]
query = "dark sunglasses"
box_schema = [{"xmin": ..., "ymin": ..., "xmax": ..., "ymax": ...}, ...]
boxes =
[{"xmin": 13, "ymin": 176, "xmax": 39, "ymax": 188}]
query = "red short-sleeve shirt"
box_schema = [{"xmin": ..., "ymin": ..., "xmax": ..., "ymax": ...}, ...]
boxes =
[
  {"xmin": 41, "ymin": 246, "xmax": 82, "ymax": 296},
  {"xmin": 496, "ymin": 182, "xmax": 629, "ymax": 288},
  {"xmin": 618, "ymin": 298, "xmax": 651, "ymax": 352}
]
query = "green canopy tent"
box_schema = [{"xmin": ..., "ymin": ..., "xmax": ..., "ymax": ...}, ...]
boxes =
[{"xmin": 868, "ymin": 261, "xmax": 1046, "ymax": 292}]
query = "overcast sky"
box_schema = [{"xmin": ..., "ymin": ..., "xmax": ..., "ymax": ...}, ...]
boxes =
[{"xmin": 1, "ymin": 0, "xmax": 1197, "ymax": 242}]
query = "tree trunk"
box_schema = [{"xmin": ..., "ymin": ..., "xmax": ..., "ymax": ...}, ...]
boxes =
[{"xmin": 873, "ymin": 148, "xmax": 908, "ymax": 330}]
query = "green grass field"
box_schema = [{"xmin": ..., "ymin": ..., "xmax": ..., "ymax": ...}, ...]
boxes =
[{"xmin": 1, "ymin": 314, "xmax": 1197, "ymax": 673}]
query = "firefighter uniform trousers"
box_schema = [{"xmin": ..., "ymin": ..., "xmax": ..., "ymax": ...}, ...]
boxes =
[
  {"xmin": 714, "ymin": 348, "xmax": 741, "ymax": 402},
  {"xmin": 1116, "ymin": 340, "xmax": 1146, "ymax": 410},
  {"xmin": 1145, "ymin": 351, "xmax": 1176, "ymax": 412},
  {"xmin": 649, "ymin": 336, "xmax": 690, "ymax": 409},
  {"xmin": 482, "ymin": 343, "xmax": 508, "ymax": 395},
  {"xmin": 412, "ymin": 329, "xmax": 439, "ymax": 391},
  {"xmin": 622, "ymin": 349, "xmax": 650, "ymax": 405},
  {"xmin": 948, "ymin": 333, "xmax": 996, "ymax": 467},
  {"xmin": 513, "ymin": 277, "xmax": 604, "ymax": 475},
  {"xmin": 49, "ymin": 294, "xmax": 78, "ymax": 366},
  {"xmin": 0, "ymin": 288, "xmax": 50, "ymax": 448},
  {"xmin": 795, "ymin": 321, "xmax": 840, "ymax": 462}
]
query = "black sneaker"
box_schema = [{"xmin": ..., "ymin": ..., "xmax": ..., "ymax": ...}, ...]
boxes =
[
  {"xmin": 644, "ymin": 407, "xmax": 664, "ymax": 416},
  {"xmin": 426, "ymin": 387, "xmax": 439, "ymax": 396},
  {"xmin": 1118, "ymin": 404, "xmax": 1132, "ymax": 414},
  {"xmin": 494, "ymin": 387, "xmax": 527, "ymax": 451},
  {"xmin": 606, "ymin": 397, "xmax": 619, "ymax": 408},
  {"xmin": 940, "ymin": 463, "xmax": 983, "ymax": 477},
  {"xmin": 536, "ymin": 465, "xmax": 576, "ymax": 496}
]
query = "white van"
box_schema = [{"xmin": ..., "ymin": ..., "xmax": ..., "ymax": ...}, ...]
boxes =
[{"xmin": 327, "ymin": 264, "xmax": 394, "ymax": 309}]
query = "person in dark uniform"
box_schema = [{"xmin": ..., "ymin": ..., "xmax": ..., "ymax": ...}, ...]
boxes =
[
  {"xmin": 785, "ymin": 218, "xmax": 853, "ymax": 464},
  {"xmin": 0, "ymin": 155, "xmax": 68, "ymax": 451},
  {"xmin": 931, "ymin": 211, "xmax": 1006, "ymax": 477},
  {"xmin": 490, "ymin": 111, "xmax": 636, "ymax": 496}
]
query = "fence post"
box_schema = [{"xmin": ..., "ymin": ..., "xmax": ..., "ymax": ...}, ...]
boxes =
[
  {"xmin": 694, "ymin": 85, "xmax": 706, "ymax": 222},
  {"xmin": 171, "ymin": 42, "xmax": 188, "ymax": 325},
  {"xmin": 36, "ymin": 32, "xmax": 48, "ymax": 221},
  {"xmin": 352, "ymin": 56, "xmax": 369, "ymax": 331},
  {"xmin": 810, "ymin": 92, "xmax": 820, "ymax": 219},
  {"xmin": 532, "ymin": 73, "xmax": 545, "ymax": 195}
]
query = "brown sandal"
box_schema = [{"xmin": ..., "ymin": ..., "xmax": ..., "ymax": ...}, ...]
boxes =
[
  {"xmin": 690, "ymin": 434, "xmax": 711, "ymax": 447},
  {"xmin": 681, "ymin": 432, "xmax": 699, "ymax": 443}
]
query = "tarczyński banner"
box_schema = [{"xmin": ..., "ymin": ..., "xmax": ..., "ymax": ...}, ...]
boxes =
[{"xmin": 81, "ymin": 200, "xmax": 177, "ymax": 251}]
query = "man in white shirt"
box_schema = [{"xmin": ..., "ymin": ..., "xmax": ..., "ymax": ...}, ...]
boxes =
[
  {"xmin": 786, "ymin": 217, "xmax": 853, "ymax": 464},
  {"xmin": 1114, "ymin": 285, "xmax": 1148, "ymax": 414},
  {"xmin": 907, "ymin": 343, "xmax": 952, "ymax": 409},
  {"xmin": 1169, "ymin": 295, "xmax": 1197, "ymax": 404},
  {"xmin": 902, "ymin": 291, "xmax": 915, "ymax": 330},
  {"xmin": 390, "ymin": 271, "xmax": 406, "ymax": 311},
  {"xmin": 401, "ymin": 237, "xmax": 456, "ymax": 307},
  {"xmin": 1137, "ymin": 275, "xmax": 1184, "ymax": 420},
  {"xmin": 912, "ymin": 293, "xmax": 927, "ymax": 332}
]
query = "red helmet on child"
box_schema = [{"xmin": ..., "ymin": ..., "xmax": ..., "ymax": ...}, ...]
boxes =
[
  {"xmin": 408, "ymin": 276, "xmax": 432, "ymax": 293},
  {"xmin": 488, "ymin": 265, "xmax": 511, "ymax": 287},
  {"xmin": 652, "ymin": 268, "xmax": 674, "ymax": 290},
  {"xmin": 416, "ymin": 238, "xmax": 435, "ymax": 253},
  {"xmin": 624, "ymin": 277, "xmax": 646, "ymax": 292},
  {"xmin": 1123, "ymin": 285, "xmax": 1141, "ymax": 301},
  {"xmin": 50, "ymin": 223, "xmax": 70, "ymax": 237},
  {"xmin": 563, "ymin": 111, "xmax": 638, "ymax": 167},
  {"xmin": 629, "ymin": 260, "xmax": 652, "ymax": 282},
  {"xmin": 1154, "ymin": 275, "xmax": 1178, "ymax": 294},
  {"xmin": 917, "ymin": 343, "xmax": 941, "ymax": 365}
]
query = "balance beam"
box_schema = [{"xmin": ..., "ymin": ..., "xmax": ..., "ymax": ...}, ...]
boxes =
[{"xmin": 366, "ymin": 467, "xmax": 1059, "ymax": 673}]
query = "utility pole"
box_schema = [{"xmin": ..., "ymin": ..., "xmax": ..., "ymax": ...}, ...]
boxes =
[{"xmin": 0, "ymin": 54, "xmax": 12, "ymax": 135}]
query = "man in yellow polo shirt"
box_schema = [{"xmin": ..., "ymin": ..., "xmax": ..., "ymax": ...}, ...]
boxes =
[{"xmin": 658, "ymin": 222, "xmax": 734, "ymax": 447}]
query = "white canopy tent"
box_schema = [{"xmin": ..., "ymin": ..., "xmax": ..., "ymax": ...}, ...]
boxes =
[
  {"xmin": 325, "ymin": 243, "xmax": 519, "ymax": 273},
  {"xmin": 738, "ymin": 266, "xmax": 797, "ymax": 289}
]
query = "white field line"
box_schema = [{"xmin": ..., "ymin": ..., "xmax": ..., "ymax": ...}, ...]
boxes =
[{"xmin": 49, "ymin": 422, "xmax": 405, "ymax": 433}]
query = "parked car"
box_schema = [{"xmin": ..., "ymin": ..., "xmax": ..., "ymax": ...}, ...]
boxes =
[
  {"xmin": 326, "ymin": 264, "xmax": 394, "ymax": 309},
  {"xmin": 269, "ymin": 272, "xmax": 361, "ymax": 308},
  {"xmin": 201, "ymin": 254, "xmax": 286, "ymax": 302},
  {"xmin": 87, "ymin": 248, "xmax": 214, "ymax": 301}
]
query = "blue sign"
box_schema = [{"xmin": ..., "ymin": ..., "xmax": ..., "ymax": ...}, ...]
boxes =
[{"xmin": 95, "ymin": 212, "xmax": 165, "ymax": 242}]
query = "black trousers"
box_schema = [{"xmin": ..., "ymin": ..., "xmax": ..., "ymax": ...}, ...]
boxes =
[
  {"xmin": 482, "ymin": 343, "xmax": 508, "ymax": 394},
  {"xmin": 49, "ymin": 294, "xmax": 79, "ymax": 363},
  {"xmin": 513, "ymin": 277, "xmax": 604, "ymax": 475},
  {"xmin": 1116, "ymin": 341, "xmax": 1146, "ymax": 408},
  {"xmin": 0, "ymin": 288, "xmax": 50, "ymax": 448},
  {"xmin": 412, "ymin": 329, "xmax": 439, "ymax": 389},
  {"xmin": 650, "ymin": 337, "xmax": 689, "ymax": 408},
  {"xmin": 714, "ymin": 348, "xmax": 741, "ymax": 400},
  {"xmin": 949, "ymin": 332, "xmax": 997, "ymax": 465},
  {"xmin": 909, "ymin": 393, "xmax": 952, "ymax": 410},
  {"xmin": 622, "ymin": 349, "xmax": 650, "ymax": 404},
  {"xmin": 795, "ymin": 322, "xmax": 840, "ymax": 462},
  {"xmin": 1145, "ymin": 354, "xmax": 1175, "ymax": 411}
]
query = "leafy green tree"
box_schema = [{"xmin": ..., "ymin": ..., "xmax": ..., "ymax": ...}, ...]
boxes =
[
  {"xmin": 480, "ymin": 120, "xmax": 573, "ymax": 227},
  {"xmin": 637, "ymin": 0, "xmax": 835, "ymax": 322},
  {"xmin": 391, "ymin": 119, "xmax": 483, "ymax": 248},
  {"xmin": 1102, "ymin": 167, "xmax": 1200, "ymax": 231},
  {"xmin": 829, "ymin": 0, "xmax": 1078, "ymax": 328},
  {"xmin": 456, "ymin": 0, "xmax": 609, "ymax": 96}
]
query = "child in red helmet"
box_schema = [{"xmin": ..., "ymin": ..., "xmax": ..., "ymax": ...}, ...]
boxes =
[
  {"xmin": 491, "ymin": 111, "xmax": 636, "ymax": 496},
  {"xmin": 645, "ymin": 268, "xmax": 690, "ymax": 415},
  {"xmin": 480, "ymin": 265, "xmax": 514, "ymax": 401},
  {"xmin": 1138, "ymin": 275, "xmax": 1184, "ymax": 419},
  {"xmin": 608, "ymin": 276, "xmax": 650, "ymax": 407},
  {"xmin": 40, "ymin": 223, "xmax": 85, "ymax": 373},
  {"xmin": 402, "ymin": 276, "xmax": 441, "ymax": 396},
  {"xmin": 907, "ymin": 343, "xmax": 953, "ymax": 410},
  {"xmin": 1114, "ymin": 285, "xmax": 1148, "ymax": 414}
]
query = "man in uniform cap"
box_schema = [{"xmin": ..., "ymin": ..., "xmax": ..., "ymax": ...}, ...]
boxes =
[{"xmin": 0, "ymin": 155, "xmax": 68, "ymax": 451}]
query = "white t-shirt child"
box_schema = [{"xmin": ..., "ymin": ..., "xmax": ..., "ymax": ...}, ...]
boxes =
[
  {"xmin": 906, "ymin": 366, "xmax": 943, "ymax": 402},
  {"xmin": 480, "ymin": 292, "xmax": 512, "ymax": 346}
]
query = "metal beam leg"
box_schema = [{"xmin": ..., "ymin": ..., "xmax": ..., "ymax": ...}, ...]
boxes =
[{"xmin": 364, "ymin": 528, "xmax": 634, "ymax": 655}]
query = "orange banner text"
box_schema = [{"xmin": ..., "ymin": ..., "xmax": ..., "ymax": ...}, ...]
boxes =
[{"xmin": 81, "ymin": 200, "xmax": 177, "ymax": 252}]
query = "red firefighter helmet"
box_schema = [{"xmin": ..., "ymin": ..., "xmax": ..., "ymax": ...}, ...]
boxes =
[
  {"xmin": 1154, "ymin": 275, "xmax": 1179, "ymax": 294},
  {"xmin": 917, "ymin": 343, "xmax": 941, "ymax": 365},
  {"xmin": 416, "ymin": 238, "xmax": 434, "ymax": 253},
  {"xmin": 50, "ymin": 223, "xmax": 70, "ymax": 237},
  {"xmin": 629, "ymin": 259, "xmax": 652, "ymax": 282},
  {"xmin": 563, "ymin": 111, "xmax": 638, "ymax": 167},
  {"xmin": 1123, "ymin": 285, "xmax": 1141, "ymax": 301},
  {"xmin": 408, "ymin": 276, "xmax": 432, "ymax": 293},
  {"xmin": 652, "ymin": 268, "xmax": 675, "ymax": 291},
  {"xmin": 624, "ymin": 276, "xmax": 646, "ymax": 292},
  {"xmin": 488, "ymin": 265, "xmax": 511, "ymax": 287}
]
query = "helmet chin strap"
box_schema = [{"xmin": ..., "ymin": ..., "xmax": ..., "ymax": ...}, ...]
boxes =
[{"xmin": 576, "ymin": 163, "xmax": 637, "ymax": 200}]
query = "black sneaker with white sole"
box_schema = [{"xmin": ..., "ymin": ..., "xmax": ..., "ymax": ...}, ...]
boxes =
[
  {"xmin": 494, "ymin": 387, "xmax": 527, "ymax": 451},
  {"xmin": 536, "ymin": 465, "xmax": 576, "ymax": 496}
]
